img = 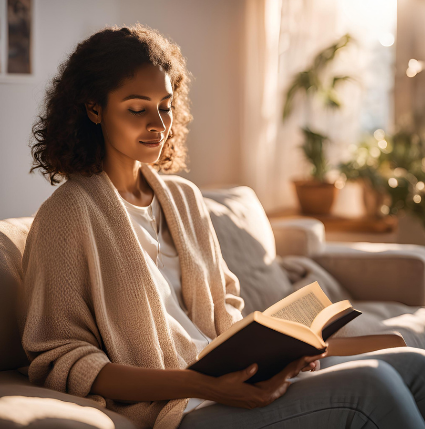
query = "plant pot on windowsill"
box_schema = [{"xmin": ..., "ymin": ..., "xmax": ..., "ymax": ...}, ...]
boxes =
[
  {"xmin": 361, "ymin": 179, "xmax": 387, "ymax": 218},
  {"xmin": 293, "ymin": 180, "xmax": 339, "ymax": 215}
]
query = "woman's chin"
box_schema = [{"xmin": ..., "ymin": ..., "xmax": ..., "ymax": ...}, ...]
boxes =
[{"xmin": 137, "ymin": 154, "xmax": 162, "ymax": 165}]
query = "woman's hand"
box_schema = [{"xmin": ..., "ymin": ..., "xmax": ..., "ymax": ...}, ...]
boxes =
[
  {"xmin": 300, "ymin": 358, "xmax": 320, "ymax": 372},
  {"xmin": 325, "ymin": 334, "xmax": 406, "ymax": 357},
  {"xmin": 207, "ymin": 351, "xmax": 327, "ymax": 409}
]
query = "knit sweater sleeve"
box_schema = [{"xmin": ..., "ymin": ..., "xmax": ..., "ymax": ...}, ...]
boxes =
[
  {"xmin": 19, "ymin": 190, "xmax": 110, "ymax": 398},
  {"xmin": 190, "ymin": 182, "xmax": 245, "ymax": 324},
  {"xmin": 221, "ymin": 257, "xmax": 245, "ymax": 324}
]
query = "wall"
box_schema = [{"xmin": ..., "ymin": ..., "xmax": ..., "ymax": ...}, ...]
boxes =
[
  {"xmin": 118, "ymin": 0, "xmax": 244, "ymax": 189},
  {"xmin": 0, "ymin": 0, "xmax": 119, "ymax": 219},
  {"xmin": 0, "ymin": 0, "xmax": 244, "ymax": 219}
]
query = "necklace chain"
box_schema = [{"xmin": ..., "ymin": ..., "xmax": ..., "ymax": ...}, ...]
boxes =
[{"xmin": 149, "ymin": 201, "xmax": 164, "ymax": 268}]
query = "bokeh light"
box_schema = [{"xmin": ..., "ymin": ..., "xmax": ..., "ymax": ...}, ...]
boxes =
[
  {"xmin": 380, "ymin": 205, "xmax": 390, "ymax": 215},
  {"xmin": 406, "ymin": 59, "xmax": 424, "ymax": 78},
  {"xmin": 379, "ymin": 33, "xmax": 395, "ymax": 47},
  {"xmin": 388, "ymin": 178, "xmax": 398, "ymax": 188},
  {"xmin": 370, "ymin": 147, "xmax": 381, "ymax": 158},
  {"xmin": 374, "ymin": 129, "xmax": 385, "ymax": 140}
]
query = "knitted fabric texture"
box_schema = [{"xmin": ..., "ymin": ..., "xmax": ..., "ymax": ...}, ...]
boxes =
[{"xmin": 18, "ymin": 163, "xmax": 244, "ymax": 429}]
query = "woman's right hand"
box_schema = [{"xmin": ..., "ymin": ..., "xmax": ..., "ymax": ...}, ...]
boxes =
[{"xmin": 208, "ymin": 352, "xmax": 327, "ymax": 409}]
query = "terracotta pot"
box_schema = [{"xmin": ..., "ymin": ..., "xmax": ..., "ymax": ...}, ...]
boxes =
[
  {"xmin": 293, "ymin": 180, "xmax": 339, "ymax": 215},
  {"xmin": 361, "ymin": 180, "xmax": 385, "ymax": 218}
]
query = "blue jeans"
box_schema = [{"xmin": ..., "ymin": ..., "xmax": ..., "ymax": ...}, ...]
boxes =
[{"xmin": 178, "ymin": 347, "xmax": 425, "ymax": 428}]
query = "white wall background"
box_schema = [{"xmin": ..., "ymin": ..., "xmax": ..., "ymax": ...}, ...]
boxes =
[{"xmin": 0, "ymin": 0, "xmax": 244, "ymax": 219}]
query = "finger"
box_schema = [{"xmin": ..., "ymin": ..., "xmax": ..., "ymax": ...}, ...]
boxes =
[
  {"xmin": 301, "ymin": 362, "xmax": 315, "ymax": 372},
  {"xmin": 225, "ymin": 363, "xmax": 258, "ymax": 383},
  {"xmin": 241, "ymin": 363, "xmax": 258, "ymax": 381},
  {"xmin": 305, "ymin": 352, "xmax": 327, "ymax": 362}
]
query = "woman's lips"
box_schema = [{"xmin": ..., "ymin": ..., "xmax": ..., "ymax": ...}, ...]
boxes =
[{"xmin": 139, "ymin": 138, "xmax": 163, "ymax": 147}]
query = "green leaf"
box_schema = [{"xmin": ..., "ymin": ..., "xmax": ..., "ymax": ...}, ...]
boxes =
[{"xmin": 331, "ymin": 75, "xmax": 353, "ymax": 88}]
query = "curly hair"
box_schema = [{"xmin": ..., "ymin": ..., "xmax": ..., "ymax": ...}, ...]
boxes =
[{"xmin": 30, "ymin": 23, "xmax": 193, "ymax": 185}]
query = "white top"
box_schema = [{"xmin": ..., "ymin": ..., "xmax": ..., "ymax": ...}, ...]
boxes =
[{"xmin": 117, "ymin": 191, "xmax": 216, "ymax": 415}]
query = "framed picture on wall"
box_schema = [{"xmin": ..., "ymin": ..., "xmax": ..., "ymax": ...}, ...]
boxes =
[{"xmin": 0, "ymin": 0, "xmax": 35, "ymax": 83}]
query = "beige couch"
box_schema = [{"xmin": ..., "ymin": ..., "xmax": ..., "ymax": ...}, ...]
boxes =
[{"xmin": 1, "ymin": 185, "xmax": 425, "ymax": 428}]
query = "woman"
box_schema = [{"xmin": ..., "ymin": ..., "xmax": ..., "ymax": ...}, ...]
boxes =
[{"xmin": 20, "ymin": 24, "xmax": 425, "ymax": 429}]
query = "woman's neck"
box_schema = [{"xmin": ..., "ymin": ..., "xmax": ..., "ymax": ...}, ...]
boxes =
[{"xmin": 103, "ymin": 158, "xmax": 154, "ymax": 207}]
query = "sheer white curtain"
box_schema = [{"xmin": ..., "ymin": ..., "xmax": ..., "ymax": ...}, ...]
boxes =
[
  {"xmin": 240, "ymin": 0, "xmax": 366, "ymax": 213},
  {"xmin": 240, "ymin": 0, "xmax": 282, "ymax": 212}
]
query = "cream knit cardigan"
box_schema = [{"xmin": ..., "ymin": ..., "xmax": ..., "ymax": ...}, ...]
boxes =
[{"xmin": 19, "ymin": 163, "xmax": 244, "ymax": 429}]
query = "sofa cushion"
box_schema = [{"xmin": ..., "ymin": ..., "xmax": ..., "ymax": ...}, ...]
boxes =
[
  {"xmin": 331, "ymin": 300, "xmax": 425, "ymax": 348},
  {"xmin": 0, "ymin": 370, "xmax": 136, "ymax": 429},
  {"xmin": 202, "ymin": 186, "xmax": 293, "ymax": 316},
  {"xmin": 0, "ymin": 218, "xmax": 34, "ymax": 371}
]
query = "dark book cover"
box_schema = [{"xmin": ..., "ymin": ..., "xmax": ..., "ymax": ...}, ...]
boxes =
[{"xmin": 188, "ymin": 308, "xmax": 362, "ymax": 383}]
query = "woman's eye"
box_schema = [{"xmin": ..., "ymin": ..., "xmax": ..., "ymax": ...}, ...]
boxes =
[
  {"xmin": 160, "ymin": 104, "xmax": 174, "ymax": 113},
  {"xmin": 128, "ymin": 105, "xmax": 173, "ymax": 115},
  {"xmin": 128, "ymin": 109, "xmax": 145, "ymax": 115}
]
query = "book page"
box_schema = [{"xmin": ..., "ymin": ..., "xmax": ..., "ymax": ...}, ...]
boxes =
[
  {"xmin": 263, "ymin": 282, "xmax": 332, "ymax": 326},
  {"xmin": 309, "ymin": 301, "xmax": 352, "ymax": 335},
  {"xmin": 270, "ymin": 292, "xmax": 325, "ymax": 327}
]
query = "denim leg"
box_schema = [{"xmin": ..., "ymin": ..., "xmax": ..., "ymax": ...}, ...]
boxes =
[
  {"xmin": 320, "ymin": 346, "xmax": 425, "ymax": 419},
  {"xmin": 179, "ymin": 355, "xmax": 425, "ymax": 429}
]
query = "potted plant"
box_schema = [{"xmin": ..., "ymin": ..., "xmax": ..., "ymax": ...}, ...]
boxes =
[
  {"xmin": 283, "ymin": 34, "xmax": 353, "ymax": 215},
  {"xmin": 339, "ymin": 129, "xmax": 425, "ymax": 224},
  {"xmin": 292, "ymin": 128, "xmax": 338, "ymax": 215}
]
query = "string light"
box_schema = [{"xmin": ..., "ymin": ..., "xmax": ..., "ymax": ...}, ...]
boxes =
[{"xmin": 413, "ymin": 195, "xmax": 422, "ymax": 204}]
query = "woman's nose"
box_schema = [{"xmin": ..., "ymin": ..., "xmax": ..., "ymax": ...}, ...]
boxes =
[{"xmin": 147, "ymin": 110, "xmax": 166, "ymax": 132}]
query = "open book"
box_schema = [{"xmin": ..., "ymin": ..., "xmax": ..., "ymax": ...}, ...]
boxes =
[{"xmin": 187, "ymin": 281, "xmax": 361, "ymax": 383}]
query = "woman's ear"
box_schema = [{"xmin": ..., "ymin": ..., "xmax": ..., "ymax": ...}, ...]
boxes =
[{"xmin": 85, "ymin": 101, "xmax": 102, "ymax": 125}]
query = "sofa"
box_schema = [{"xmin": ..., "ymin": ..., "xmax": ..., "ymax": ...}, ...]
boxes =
[{"xmin": 1, "ymin": 185, "xmax": 425, "ymax": 428}]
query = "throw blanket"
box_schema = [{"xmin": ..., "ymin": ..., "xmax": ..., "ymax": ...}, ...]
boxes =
[{"xmin": 18, "ymin": 163, "xmax": 244, "ymax": 429}]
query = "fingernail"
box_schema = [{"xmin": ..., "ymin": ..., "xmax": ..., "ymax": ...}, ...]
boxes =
[{"xmin": 249, "ymin": 365, "xmax": 256, "ymax": 374}]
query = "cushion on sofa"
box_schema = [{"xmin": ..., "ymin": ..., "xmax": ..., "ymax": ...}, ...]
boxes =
[
  {"xmin": 0, "ymin": 370, "xmax": 137, "ymax": 429},
  {"xmin": 0, "ymin": 218, "xmax": 33, "ymax": 371},
  {"xmin": 202, "ymin": 186, "xmax": 294, "ymax": 316}
]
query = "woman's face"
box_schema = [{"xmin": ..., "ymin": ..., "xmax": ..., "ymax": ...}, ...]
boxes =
[{"xmin": 98, "ymin": 63, "xmax": 173, "ymax": 165}]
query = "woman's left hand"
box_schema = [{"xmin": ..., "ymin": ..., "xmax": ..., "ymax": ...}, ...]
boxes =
[{"xmin": 301, "ymin": 359, "xmax": 320, "ymax": 372}]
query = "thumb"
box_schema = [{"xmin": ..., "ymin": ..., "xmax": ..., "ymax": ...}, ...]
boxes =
[{"xmin": 239, "ymin": 363, "xmax": 258, "ymax": 382}]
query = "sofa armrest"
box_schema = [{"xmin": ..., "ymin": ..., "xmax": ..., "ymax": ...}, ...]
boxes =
[
  {"xmin": 270, "ymin": 218, "xmax": 325, "ymax": 258},
  {"xmin": 313, "ymin": 242, "xmax": 425, "ymax": 306}
]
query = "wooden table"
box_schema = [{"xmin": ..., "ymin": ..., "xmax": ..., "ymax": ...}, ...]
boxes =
[{"xmin": 266, "ymin": 208, "xmax": 398, "ymax": 242}]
